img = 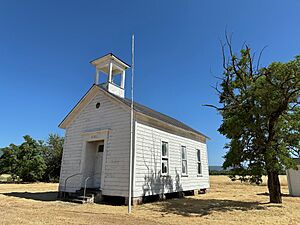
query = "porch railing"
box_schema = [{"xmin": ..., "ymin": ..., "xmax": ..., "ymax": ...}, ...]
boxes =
[
  {"xmin": 63, "ymin": 173, "xmax": 82, "ymax": 198},
  {"xmin": 83, "ymin": 172, "xmax": 101, "ymax": 198}
]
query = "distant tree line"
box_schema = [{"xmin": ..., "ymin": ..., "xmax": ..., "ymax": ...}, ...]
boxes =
[
  {"xmin": 209, "ymin": 170, "xmax": 232, "ymax": 175},
  {"xmin": 209, "ymin": 168, "xmax": 286, "ymax": 176},
  {"xmin": 0, "ymin": 134, "xmax": 64, "ymax": 182}
]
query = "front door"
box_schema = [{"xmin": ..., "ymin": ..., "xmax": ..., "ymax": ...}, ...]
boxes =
[{"xmin": 93, "ymin": 143, "xmax": 104, "ymax": 188}]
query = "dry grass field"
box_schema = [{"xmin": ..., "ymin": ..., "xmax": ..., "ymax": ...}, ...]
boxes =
[{"xmin": 0, "ymin": 176, "xmax": 299, "ymax": 225}]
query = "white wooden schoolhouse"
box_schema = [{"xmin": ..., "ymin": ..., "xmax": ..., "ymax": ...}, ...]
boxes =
[{"xmin": 58, "ymin": 53, "xmax": 210, "ymax": 204}]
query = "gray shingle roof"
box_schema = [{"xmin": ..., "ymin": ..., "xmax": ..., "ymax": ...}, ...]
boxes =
[{"xmin": 99, "ymin": 85, "xmax": 208, "ymax": 138}]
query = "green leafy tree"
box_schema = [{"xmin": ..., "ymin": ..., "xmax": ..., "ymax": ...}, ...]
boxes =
[
  {"xmin": 42, "ymin": 134, "xmax": 64, "ymax": 182},
  {"xmin": 0, "ymin": 135, "xmax": 47, "ymax": 182},
  {"xmin": 208, "ymin": 36, "xmax": 300, "ymax": 203},
  {"xmin": 0, "ymin": 144, "xmax": 19, "ymax": 179},
  {"xmin": 15, "ymin": 135, "xmax": 47, "ymax": 182}
]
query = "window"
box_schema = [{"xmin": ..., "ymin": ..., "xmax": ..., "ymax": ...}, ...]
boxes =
[
  {"xmin": 197, "ymin": 149, "xmax": 202, "ymax": 175},
  {"xmin": 96, "ymin": 102, "xmax": 101, "ymax": 109},
  {"xmin": 181, "ymin": 146, "xmax": 187, "ymax": 175},
  {"xmin": 161, "ymin": 141, "xmax": 169, "ymax": 175},
  {"xmin": 98, "ymin": 144, "xmax": 104, "ymax": 152}
]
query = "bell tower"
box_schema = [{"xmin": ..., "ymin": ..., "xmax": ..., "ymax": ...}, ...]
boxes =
[{"xmin": 90, "ymin": 53, "xmax": 130, "ymax": 98}]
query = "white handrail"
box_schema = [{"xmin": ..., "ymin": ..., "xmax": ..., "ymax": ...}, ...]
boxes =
[
  {"xmin": 64, "ymin": 173, "xmax": 82, "ymax": 198},
  {"xmin": 83, "ymin": 172, "xmax": 101, "ymax": 198},
  {"xmin": 83, "ymin": 176, "xmax": 90, "ymax": 198}
]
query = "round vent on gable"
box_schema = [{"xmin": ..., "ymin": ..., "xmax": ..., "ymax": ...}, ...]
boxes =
[{"xmin": 96, "ymin": 102, "xmax": 101, "ymax": 109}]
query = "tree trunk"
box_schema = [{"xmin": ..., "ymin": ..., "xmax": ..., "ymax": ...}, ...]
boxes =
[{"xmin": 267, "ymin": 171, "xmax": 282, "ymax": 203}]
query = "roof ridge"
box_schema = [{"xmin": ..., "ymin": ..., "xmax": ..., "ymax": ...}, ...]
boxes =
[
  {"xmin": 97, "ymin": 85, "xmax": 209, "ymax": 139},
  {"xmin": 127, "ymin": 97, "xmax": 198, "ymax": 131}
]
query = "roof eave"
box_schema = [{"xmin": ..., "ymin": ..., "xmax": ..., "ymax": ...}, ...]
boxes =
[
  {"xmin": 89, "ymin": 53, "xmax": 131, "ymax": 68},
  {"xmin": 135, "ymin": 111, "xmax": 210, "ymax": 140},
  {"xmin": 58, "ymin": 85, "xmax": 98, "ymax": 129}
]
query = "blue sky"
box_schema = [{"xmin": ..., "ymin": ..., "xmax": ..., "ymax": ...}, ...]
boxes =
[{"xmin": 0, "ymin": 1, "xmax": 300, "ymax": 165}]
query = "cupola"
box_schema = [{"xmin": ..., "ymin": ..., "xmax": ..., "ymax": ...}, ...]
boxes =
[{"xmin": 90, "ymin": 53, "xmax": 130, "ymax": 98}]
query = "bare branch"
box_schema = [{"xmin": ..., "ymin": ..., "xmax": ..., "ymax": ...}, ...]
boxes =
[
  {"xmin": 257, "ymin": 45, "xmax": 268, "ymax": 71},
  {"xmin": 209, "ymin": 65, "xmax": 223, "ymax": 81},
  {"xmin": 202, "ymin": 104, "xmax": 223, "ymax": 110},
  {"xmin": 210, "ymin": 84, "xmax": 222, "ymax": 95},
  {"xmin": 220, "ymin": 39, "xmax": 228, "ymax": 71},
  {"xmin": 246, "ymin": 45, "xmax": 253, "ymax": 78}
]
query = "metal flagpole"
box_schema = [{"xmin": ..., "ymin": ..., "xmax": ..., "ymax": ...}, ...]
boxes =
[{"xmin": 128, "ymin": 34, "xmax": 135, "ymax": 213}]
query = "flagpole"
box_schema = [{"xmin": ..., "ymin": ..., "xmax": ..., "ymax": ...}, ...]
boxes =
[{"xmin": 128, "ymin": 34, "xmax": 134, "ymax": 213}]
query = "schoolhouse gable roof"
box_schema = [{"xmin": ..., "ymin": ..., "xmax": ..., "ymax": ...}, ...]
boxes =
[
  {"xmin": 59, "ymin": 85, "xmax": 209, "ymax": 139},
  {"xmin": 98, "ymin": 85, "xmax": 209, "ymax": 139}
]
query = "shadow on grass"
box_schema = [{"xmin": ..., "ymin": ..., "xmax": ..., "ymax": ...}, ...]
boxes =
[
  {"xmin": 257, "ymin": 192, "xmax": 291, "ymax": 197},
  {"xmin": 144, "ymin": 197, "xmax": 268, "ymax": 217},
  {"xmin": 4, "ymin": 191, "xmax": 58, "ymax": 201}
]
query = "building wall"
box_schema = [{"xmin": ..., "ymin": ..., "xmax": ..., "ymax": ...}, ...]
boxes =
[
  {"xmin": 59, "ymin": 90, "xmax": 131, "ymax": 196},
  {"xmin": 133, "ymin": 121, "xmax": 210, "ymax": 197},
  {"xmin": 287, "ymin": 166, "xmax": 300, "ymax": 197}
]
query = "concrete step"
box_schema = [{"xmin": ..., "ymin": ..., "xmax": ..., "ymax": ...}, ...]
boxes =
[
  {"xmin": 64, "ymin": 195, "xmax": 94, "ymax": 204},
  {"xmin": 67, "ymin": 198, "xmax": 87, "ymax": 204},
  {"xmin": 63, "ymin": 188, "xmax": 103, "ymax": 204},
  {"xmin": 76, "ymin": 195, "xmax": 93, "ymax": 200},
  {"xmin": 76, "ymin": 188, "xmax": 101, "ymax": 196}
]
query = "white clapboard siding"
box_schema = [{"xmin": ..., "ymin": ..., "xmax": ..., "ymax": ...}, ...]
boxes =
[
  {"xmin": 59, "ymin": 89, "xmax": 131, "ymax": 196},
  {"xmin": 133, "ymin": 122, "xmax": 209, "ymax": 197}
]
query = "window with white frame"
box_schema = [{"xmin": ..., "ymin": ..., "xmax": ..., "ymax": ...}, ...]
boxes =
[
  {"xmin": 181, "ymin": 146, "xmax": 187, "ymax": 175},
  {"xmin": 161, "ymin": 141, "xmax": 169, "ymax": 175},
  {"xmin": 197, "ymin": 149, "xmax": 202, "ymax": 175}
]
